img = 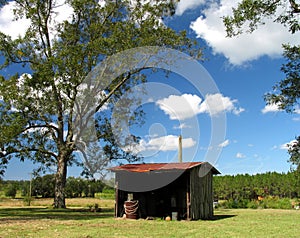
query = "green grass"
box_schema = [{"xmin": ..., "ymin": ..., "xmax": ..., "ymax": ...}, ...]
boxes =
[
  {"xmin": 0, "ymin": 197, "xmax": 115, "ymax": 208},
  {"xmin": 0, "ymin": 207, "xmax": 299, "ymax": 237}
]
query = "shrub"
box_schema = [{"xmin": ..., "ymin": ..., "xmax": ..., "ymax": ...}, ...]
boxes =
[
  {"xmin": 222, "ymin": 199, "xmax": 249, "ymax": 208},
  {"xmin": 246, "ymin": 200, "xmax": 259, "ymax": 209},
  {"xmin": 23, "ymin": 196, "xmax": 33, "ymax": 206},
  {"xmin": 87, "ymin": 203, "xmax": 101, "ymax": 212},
  {"xmin": 259, "ymin": 197, "xmax": 292, "ymax": 209},
  {"xmin": 221, "ymin": 197, "xmax": 292, "ymax": 209}
]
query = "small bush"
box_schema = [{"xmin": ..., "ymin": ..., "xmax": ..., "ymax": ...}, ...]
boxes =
[
  {"xmin": 222, "ymin": 199, "xmax": 249, "ymax": 208},
  {"xmin": 87, "ymin": 203, "xmax": 101, "ymax": 212},
  {"xmin": 23, "ymin": 196, "xmax": 33, "ymax": 206},
  {"xmin": 247, "ymin": 200, "xmax": 259, "ymax": 209},
  {"xmin": 260, "ymin": 197, "xmax": 292, "ymax": 209}
]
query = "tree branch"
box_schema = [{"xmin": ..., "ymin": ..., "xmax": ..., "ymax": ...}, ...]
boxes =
[
  {"xmin": 289, "ymin": 0, "xmax": 300, "ymax": 13},
  {"xmin": 95, "ymin": 72, "xmax": 131, "ymax": 113},
  {"xmin": 0, "ymin": 147, "xmax": 58, "ymax": 160},
  {"xmin": 21, "ymin": 123, "xmax": 58, "ymax": 134}
]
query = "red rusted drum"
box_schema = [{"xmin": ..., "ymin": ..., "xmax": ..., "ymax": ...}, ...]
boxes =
[{"xmin": 124, "ymin": 200, "xmax": 139, "ymax": 219}]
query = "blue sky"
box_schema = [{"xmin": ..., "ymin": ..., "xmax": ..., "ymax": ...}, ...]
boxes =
[{"xmin": 1, "ymin": 0, "xmax": 300, "ymax": 180}]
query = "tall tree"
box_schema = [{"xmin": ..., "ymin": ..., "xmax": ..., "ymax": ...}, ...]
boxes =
[
  {"xmin": 288, "ymin": 136, "xmax": 300, "ymax": 172},
  {"xmin": 0, "ymin": 0, "xmax": 199, "ymax": 208},
  {"xmin": 223, "ymin": 0, "xmax": 300, "ymax": 169}
]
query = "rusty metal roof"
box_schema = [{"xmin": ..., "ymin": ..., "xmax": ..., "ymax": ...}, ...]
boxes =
[{"xmin": 110, "ymin": 162, "xmax": 220, "ymax": 174}]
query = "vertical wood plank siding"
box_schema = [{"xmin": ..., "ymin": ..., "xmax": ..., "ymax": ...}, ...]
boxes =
[{"xmin": 190, "ymin": 168, "xmax": 213, "ymax": 220}]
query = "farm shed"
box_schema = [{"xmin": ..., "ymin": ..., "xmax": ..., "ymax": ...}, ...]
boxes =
[{"xmin": 110, "ymin": 162, "xmax": 220, "ymax": 220}]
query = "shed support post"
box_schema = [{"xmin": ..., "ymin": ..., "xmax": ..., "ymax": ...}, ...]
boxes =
[
  {"xmin": 115, "ymin": 181, "xmax": 119, "ymax": 218},
  {"xmin": 186, "ymin": 177, "xmax": 191, "ymax": 220}
]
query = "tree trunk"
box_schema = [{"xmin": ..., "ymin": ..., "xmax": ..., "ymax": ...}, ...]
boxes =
[{"xmin": 54, "ymin": 156, "xmax": 67, "ymax": 208}]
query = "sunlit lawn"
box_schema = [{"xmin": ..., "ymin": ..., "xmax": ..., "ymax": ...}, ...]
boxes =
[{"xmin": 0, "ymin": 198, "xmax": 299, "ymax": 238}]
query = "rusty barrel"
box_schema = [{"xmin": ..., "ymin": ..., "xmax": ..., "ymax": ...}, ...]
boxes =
[{"xmin": 124, "ymin": 200, "xmax": 139, "ymax": 219}]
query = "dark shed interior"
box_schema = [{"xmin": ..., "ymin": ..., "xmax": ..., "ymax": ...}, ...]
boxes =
[{"xmin": 111, "ymin": 162, "xmax": 220, "ymax": 220}]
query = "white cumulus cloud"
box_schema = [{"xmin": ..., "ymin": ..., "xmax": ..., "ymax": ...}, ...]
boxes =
[
  {"xmin": 261, "ymin": 103, "xmax": 282, "ymax": 114},
  {"xmin": 124, "ymin": 135, "xmax": 196, "ymax": 154},
  {"xmin": 156, "ymin": 93, "xmax": 244, "ymax": 120},
  {"xmin": 190, "ymin": 0, "xmax": 300, "ymax": 65},
  {"xmin": 0, "ymin": 1, "xmax": 73, "ymax": 40},
  {"xmin": 146, "ymin": 135, "xmax": 196, "ymax": 151},
  {"xmin": 175, "ymin": 0, "xmax": 205, "ymax": 16},
  {"xmin": 280, "ymin": 139, "xmax": 298, "ymax": 150},
  {"xmin": 156, "ymin": 94, "xmax": 203, "ymax": 120},
  {"xmin": 0, "ymin": 2, "xmax": 31, "ymax": 39},
  {"xmin": 199, "ymin": 93, "xmax": 245, "ymax": 116}
]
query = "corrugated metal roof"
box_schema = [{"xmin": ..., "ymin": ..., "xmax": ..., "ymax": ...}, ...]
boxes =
[{"xmin": 110, "ymin": 162, "xmax": 220, "ymax": 173}]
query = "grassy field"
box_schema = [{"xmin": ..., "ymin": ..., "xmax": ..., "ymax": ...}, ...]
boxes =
[
  {"xmin": 0, "ymin": 198, "xmax": 299, "ymax": 238},
  {"xmin": 0, "ymin": 197, "xmax": 114, "ymax": 208}
]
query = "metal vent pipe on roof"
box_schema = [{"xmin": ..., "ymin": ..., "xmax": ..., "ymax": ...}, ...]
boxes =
[{"xmin": 178, "ymin": 135, "xmax": 182, "ymax": 163}]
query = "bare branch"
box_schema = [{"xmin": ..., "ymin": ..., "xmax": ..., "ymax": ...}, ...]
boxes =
[
  {"xmin": 0, "ymin": 147, "xmax": 58, "ymax": 160},
  {"xmin": 21, "ymin": 123, "xmax": 58, "ymax": 134}
]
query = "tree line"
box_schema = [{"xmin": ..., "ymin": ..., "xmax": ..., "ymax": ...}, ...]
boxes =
[
  {"xmin": 213, "ymin": 171, "xmax": 300, "ymax": 201},
  {"xmin": 2, "ymin": 171, "xmax": 299, "ymax": 201},
  {"xmin": 0, "ymin": 175, "xmax": 112, "ymax": 199}
]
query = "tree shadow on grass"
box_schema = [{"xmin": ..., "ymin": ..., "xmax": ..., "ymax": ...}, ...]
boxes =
[{"xmin": 0, "ymin": 207, "xmax": 115, "ymax": 222}]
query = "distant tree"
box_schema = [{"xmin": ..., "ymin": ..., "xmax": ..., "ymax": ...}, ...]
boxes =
[
  {"xmin": 214, "ymin": 171, "xmax": 300, "ymax": 200},
  {"xmin": 65, "ymin": 177, "xmax": 104, "ymax": 198},
  {"xmin": 5, "ymin": 183, "xmax": 17, "ymax": 198},
  {"xmin": 223, "ymin": 0, "xmax": 300, "ymax": 169},
  {"xmin": 67, "ymin": 177, "xmax": 83, "ymax": 197},
  {"xmin": 32, "ymin": 174, "xmax": 55, "ymax": 198},
  {"xmin": 0, "ymin": 0, "xmax": 199, "ymax": 208},
  {"xmin": 65, "ymin": 177, "xmax": 79, "ymax": 198},
  {"xmin": 19, "ymin": 180, "xmax": 30, "ymax": 197}
]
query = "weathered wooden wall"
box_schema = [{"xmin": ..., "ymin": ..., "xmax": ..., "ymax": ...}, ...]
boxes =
[{"xmin": 190, "ymin": 167, "xmax": 213, "ymax": 220}]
